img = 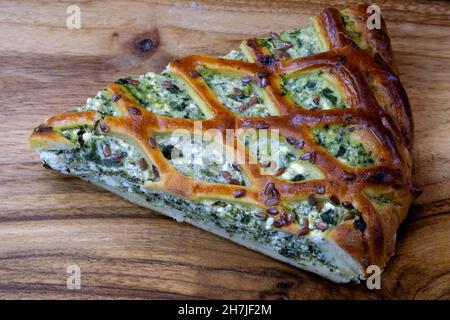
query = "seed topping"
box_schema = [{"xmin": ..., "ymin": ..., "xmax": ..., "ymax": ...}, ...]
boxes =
[
  {"xmin": 34, "ymin": 126, "xmax": 53, "ymax": 133},
  {"xmin": 315, "ymin": 221, "xmax": 328, "ymax": 231},
  {"xmin": 255, "ymin": 212, "xmax": 268, "ymax": 219},
  {"xmin": 300, "ymin": 152, "xmax": 311, "ymax": 161},
  {"xmin": 295, "ymin": 140, "xmax": 305, "ymax": 149},
  {"xmin": 139, "ymin": 158, "xmax": 148, "ymax": 170},
  {"xmin": 266, "ymin": 207, "xmax": 279, "ymax": 215},
  {"xmin": 316, "ymin": 184, "xmax": 325, "ymax": 194},
  {"xmin": 152, "ymin": 165, "xmax": 160, "ymax": 178},
  {"xmin": 128, "ymin": 106, "xmax": 141, "ymax": 115},
  {"xmin": 111, "ymin": 94, "xmax": 121, "ymax": 102},
  {"xmin": 99, "ymin": 122, "xmax": 110, "ymax": 133},
  {"xmin": 264, "ymin": 182, "xmax": 275, "ymax": 195},
  {"xmin": 102, "ymin": 144, "xmax": 112, "ymax": 157},
  {"xmin": 270, "ymin": 32, "xmax": 280, "ymax": 40},
  {"xmin": 298, "ymin": 218, "xmax": 310, "ymax": 236},
  {"xmin": 265, "ymin": 198, "xmax": 279, "ymax": 206},
  {"xmin": 255, "ymin": 122, "xmax": 270, "ymax": 129},
  {"xmin": 286, "ymin": 136, "xmax": 297, "ymax": 145},
  {"xmin": 233, "ymin": 189, "xmax": 246, "ymax": 198},
  {"xmin": 220, "ymin": 170, "xmax": 231, "ymax": 180}
]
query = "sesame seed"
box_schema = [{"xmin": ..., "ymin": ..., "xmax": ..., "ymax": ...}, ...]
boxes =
[
  {"xmin": 300, "ymin": 152, "xmax": 311, "ymax": 160},
  {"xmin": 274, "ymin": 48, "xmax": 290, "ymax": 59},
  {"xmin": 239, "ymin": 103, "xmax": 249, "ymax": 112},
  {"xmin": 99, "ymin": 122, "xmax": 110, "ymax": 133},
  {"xmin": 280, "ymin": 41, "xmax": 293, "ymax": 49},
  {"xmin": 298, "ymin": 218, "xmax": 310, "ymax": 236},
  {"xmin": 286, "ymin": 136, "xmax": 297, "ymax": 145},
  {"xmin": 233, "ymin": 87, "xmax": 244, "ymax": 97},
  {"xmin": 241, "ymin": 75, "xmax": 253, "ymax": 84},
  {"xmin": 233, "ymin": 189, "xmax": 246, "ymax": 198},
  {"xmin": 270, "ymin": 31, "xmax": 280, "ymax": 40},
  {"xmin": 266, "ymin": 207, "xmax": 279, "ymax": 215},
  {"xmin": 271, "ymin": 188, "xmax": 280, "ymax": 199},
  {"xmin": 148, "ymin": 137, "xmax": 157, "ymax": 148},
  {"xmin": 128, "ymin": 106, "xmax": 141, "ymax": 115},
  {"xmin": 272, "ymin": 219, "xmax": 285, "ymax": 228},
  {"xmin": 257, "ymin": 76, "xmax": 269, "ymax": 88},
  {"xmin": 265, "ymin": 198, "xmax": 279, "ymax": 206},
  {"xmin": 255, "ymin": 211, "xmax": 268, "ymax": 219},
  {"xmin": 284, "ymin": 213, "xmax": 295, "ymax": 225},
  {"xmin": 295, "ymin": 140, "xmax": 305, "ymax": 149},
  {"xmin": 111, "ymin": 94, "xmax": 121, "ymax": 102},
  {"xmin": 34, "ymin": 126, "xmax": 53, "ymax": 133},
  {"xmin": 316, "ymin": 184, "xmax": 325, "ymax": 194},
  {"xmin": 220, "ymin": 170, "xmax": 231, "ymax": 180},
  {"xmin": 248, "ymin": 96, "xmax": 259, "ymax": 106},
  {"xmin": 228, "ymin": 178, "xmax": 241, "ymax": 185},
  {"xmin": 102, "ymin": 144, "xmax": 111, "ymax": 157},
  {"xmin": 152, "ymin": 165, "xmax": 159, "ymax": 178},
  {"xmin": 315, "ymin": 221, "xmax": 328, "ymax": 231},
  {"xmin": 139, "ymin": 158, "xmax": 148, "ymax": 170},
  {"xmin": 255, "ymin": 122, "xmax": 270, "ymax": 129},
  {"xmin": 264, "ymin": 182, "xmax": 275, "ymax": 195}
]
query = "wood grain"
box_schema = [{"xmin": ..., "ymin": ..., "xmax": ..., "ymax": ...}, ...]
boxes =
[{"xmin": 0, "ymin": 0, "xmax": 449, "ymax": 299}]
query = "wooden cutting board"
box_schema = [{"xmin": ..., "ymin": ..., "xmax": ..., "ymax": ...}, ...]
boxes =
[{"xmin": 1, "ymin": 0, "xmax": 449, "ymax": 299}]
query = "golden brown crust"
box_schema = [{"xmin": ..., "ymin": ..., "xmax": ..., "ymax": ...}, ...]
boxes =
[{"xmin": 30, "ymin": 5, "xmax": 420, "ymax": 277}]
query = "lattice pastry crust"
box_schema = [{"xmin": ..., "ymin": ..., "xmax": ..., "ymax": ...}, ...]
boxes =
[{"xmin": 30, "ymin": 5, "xmax": 420, "ymax": 283}]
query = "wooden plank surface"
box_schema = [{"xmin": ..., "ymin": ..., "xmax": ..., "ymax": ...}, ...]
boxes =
[{"xmin": 0, "ymin": 0, "xmax": 449, "ymax": 299}]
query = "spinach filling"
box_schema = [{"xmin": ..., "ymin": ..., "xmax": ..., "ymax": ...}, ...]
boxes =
[
  {"xmin": 40, "ymin": 142, "xmax": 340, "ymax": 272},
  {"xmin": 281, "ymin": 70, "xmax": 347, "ymax": 110},
  {"xmin": 313, "ymin": 125, "xmax": 375, "ymax": 167},
  {"xmin": 240, "ymin": 131, "xmax": 323, "ymax": 182},
  {"xmin": 38, "ymin": 126, "xmax": 355, "ymax": 273},
  {"xmin": 45, "ymin": 127, "xmax": 157, "ymax": 183},
  {"xmin": 77, "ymin": 89, "xmax": 120, "ymax": 116},
  {"xmin": 80, "ymin": 73, "xmax": 206, "ymax": 120},
  {"xmin": 341, "ymin": 13, "xmax": 370, "ymax": 52},
  {"xmin": 123, "ymin": 72, "xmax": 206, "ymax": 119},
  {"xmin": 199, "ymin": 67, "xmax": 271, "ymax": 117},
  {"xmin": 285, "ymin": 198, "xmax": 359, "ymax": 228},
  {"xmin": 257, "ymin": 23, "xmax": 322, "ymax": 59},
  {"xmin": 155, "ymin": 133, "xmax": 247, "ymax": 186}
]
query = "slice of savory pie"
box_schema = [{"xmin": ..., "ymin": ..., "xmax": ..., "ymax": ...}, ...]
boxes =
[{"xmin": 30, "ymin": 5, "xmax": 420, "ymax": 283}]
